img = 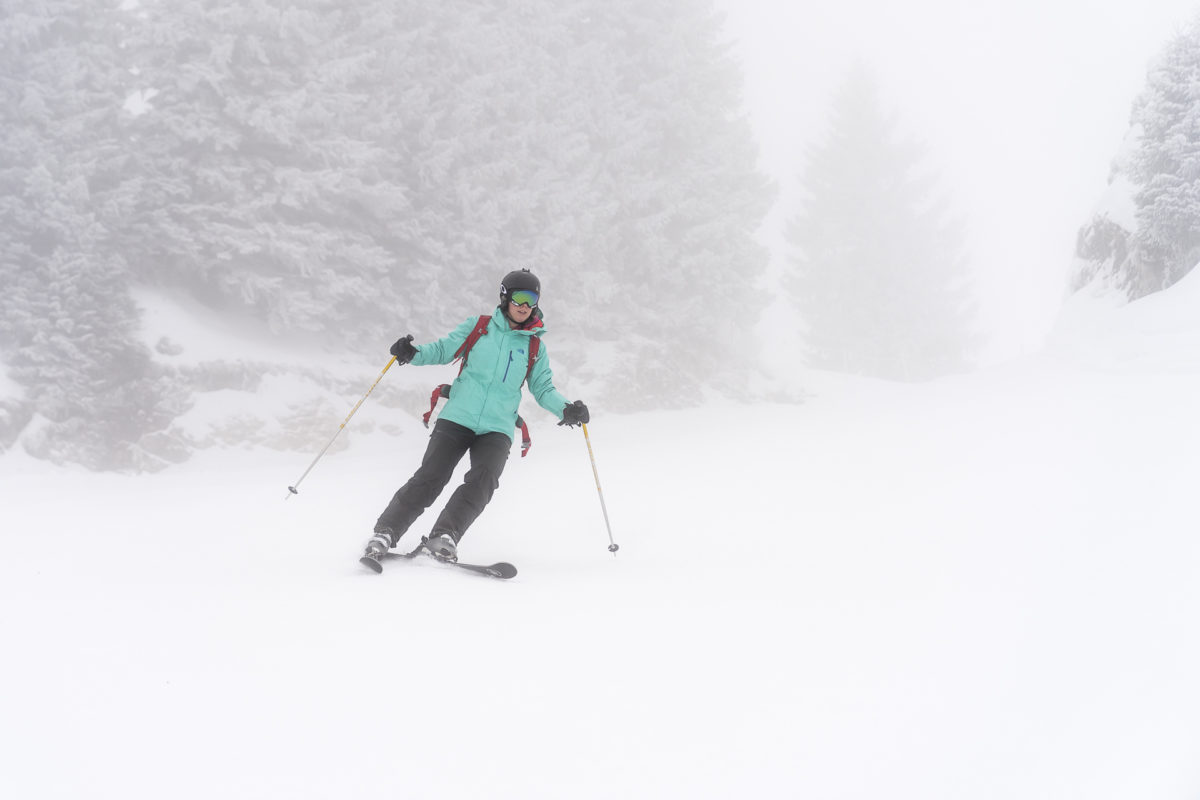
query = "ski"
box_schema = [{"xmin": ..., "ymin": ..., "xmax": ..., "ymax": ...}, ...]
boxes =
[
  {"xmin": 360, "ymin": 543, "xmax": 517, "ymax": 580},
  {"xmin": 389, "ymin": 550, "xmax": 518, "ymax": 579}
]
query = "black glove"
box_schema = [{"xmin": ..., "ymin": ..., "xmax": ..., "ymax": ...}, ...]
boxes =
[
  {"xmin": 389, "ymin": 335, "xmax": 417, "ymax": 364},
  {"xmin": 559, "ymin": 400, "xmax": 590, "ymax": 427}
]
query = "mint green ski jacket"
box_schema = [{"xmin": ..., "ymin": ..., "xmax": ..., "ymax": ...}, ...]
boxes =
[{"xmin": 410, "ymin": 308, "xmax": 571, "ymax": 440}]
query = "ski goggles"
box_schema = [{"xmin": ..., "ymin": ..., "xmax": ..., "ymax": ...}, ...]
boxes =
[{"xmin": 509, "ymin": 289, "xmax": 539, "ymax": 308}]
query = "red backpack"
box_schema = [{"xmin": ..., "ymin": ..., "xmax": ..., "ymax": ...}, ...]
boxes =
[{"xmin": 421, "ymin": 315, "xmax": 541, "ymax": 456}]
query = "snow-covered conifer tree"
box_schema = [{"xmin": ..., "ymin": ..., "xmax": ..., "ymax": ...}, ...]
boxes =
[
  {"xmin": 1073, "ymin": 14, "xmax": 1200, "ymax": 299},
  {"xmin": 0, "ymin": 0, "xmax": 178, "ymax": 469},
  {"xmin": 3, "ymin": 0, "xmax": 771, "ymax": 468},
  {"xmin": 782, "ymin": 65, "xmax": 976, "ymax": 381},
  {"xmin": 117, "ymin": 0, "xmax": 426, "ymax": 348}
]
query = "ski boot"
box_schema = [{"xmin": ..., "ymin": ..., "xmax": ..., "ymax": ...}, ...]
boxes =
[
  {"xmin": 359, "ymin": 528, "xmax": 396, "ymax": 573},
  {"xmin": 424, "ymin": 532, "xmax": 458, "ymax": 562}
]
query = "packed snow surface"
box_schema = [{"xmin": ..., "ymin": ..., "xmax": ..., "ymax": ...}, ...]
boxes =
[{"xmin": 3, "ymin": 275, "xmax": 1199, "ymax": 798}]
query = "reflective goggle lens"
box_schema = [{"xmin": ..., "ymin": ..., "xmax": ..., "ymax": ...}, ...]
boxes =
[{"xmin": 510, "ymin": 289, "xmax": 539, "ymax": 307}]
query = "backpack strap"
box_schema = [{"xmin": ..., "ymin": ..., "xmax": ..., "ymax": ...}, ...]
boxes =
[
  {"xmin": 452, "ymin": 315, "xmax": 491, "ymax": 375},
  {"xmin": 423, "ymin": 384, "xmax": 451, "ymax": 428},
  {"xmin": 455, "ymin": 314, "xmax": 539, "ymax": 386},
  {"xmin": 524, "ymin": 335, "xmax": 540, "ymax": 387},
  {"xmin": 516, "ymin": 415, "xmax": 532, "ymax": 457}
]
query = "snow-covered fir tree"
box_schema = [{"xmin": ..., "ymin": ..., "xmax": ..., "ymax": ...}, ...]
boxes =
[
  {"xmin": 119, "ymin": 0, "xmax": 769, "ymax": 392},
  {"xmin": 1, "ymin": 0, "xmax": 770, "ymax": 469},
  {"xmin": 0, "ymin": 0, "xmax": 179, "ymax": 470},
  {"xmin": 1073, "ymin": 13, "xmax": 1200, "ymax": 299},
  {"xmin": 782, "ymin": 65, "xmax": 975, "ymax": 382},
  {"xmin": 117, "ymin": 0, "xmax": 424, "ymax": 348},
  {"xmin": 534, "ymin": 0, "xmax": 773, "ymax": 407}
]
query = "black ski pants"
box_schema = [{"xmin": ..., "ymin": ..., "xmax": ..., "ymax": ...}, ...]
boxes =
[{"xmin": 375, "ymin": 418, "xmax": 511, "ymax": 544}]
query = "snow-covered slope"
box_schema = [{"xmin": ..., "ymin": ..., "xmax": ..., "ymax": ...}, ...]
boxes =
[
  {"xmin": 1052, "ymin": 258, "xmax": 1200, "ymax": 373},
  {"xmin": 125, "ymin": 286, "xmax": 423, "ymax": 460},
  {"xmin": 2, "ymin": 277, "xmax": 1199, "ymax": 799}
]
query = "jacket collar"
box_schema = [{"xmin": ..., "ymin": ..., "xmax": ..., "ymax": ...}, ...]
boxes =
[{"xmin": 495, "ymin": 306, "xmax": 545, "ymax": 333}]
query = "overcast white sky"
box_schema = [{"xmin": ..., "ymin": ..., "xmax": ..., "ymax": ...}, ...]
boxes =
[{"xmin": 717, "ymin": 0, "xmax": 1200, "ymax": 362}]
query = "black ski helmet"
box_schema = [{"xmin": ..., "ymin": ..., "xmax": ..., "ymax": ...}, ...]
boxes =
[{"xmin": 500, "ymin": 268, "xmax": 540, "ymax": 307}]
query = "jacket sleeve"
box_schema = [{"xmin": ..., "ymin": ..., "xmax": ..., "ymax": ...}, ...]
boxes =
[
  {"xmin": 526, "ymin": 339, "xmax": 572, "ymax": 419},
  {"xmin": 410, "ymin": 317, "xmax": 477, "ymax": 367}
]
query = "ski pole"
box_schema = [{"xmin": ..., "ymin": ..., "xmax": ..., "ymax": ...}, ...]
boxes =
[
  {"xmin": 286, "ymin": 356, "xmax": 397, "ymax": 498},
  {"xmin": 581, "ymin": 423, "xmax": 619, "ymax": 554}
]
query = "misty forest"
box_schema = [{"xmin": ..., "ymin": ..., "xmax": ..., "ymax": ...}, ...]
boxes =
[
  {"xmin": 2, "ymin": 2, "xmax": 1199, "ymax": 471},
  {"xmin": 4, "ymin": 0, "xmax": 774, "ymax": 471}
]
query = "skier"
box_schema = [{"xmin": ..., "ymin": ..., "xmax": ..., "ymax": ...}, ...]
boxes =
[{"xmin": 362, "ymin": 268, "xmax": 589, "ymax": 566}]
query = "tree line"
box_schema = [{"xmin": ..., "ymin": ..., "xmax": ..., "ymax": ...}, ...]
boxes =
[
  {"xmin": 19, "ymin": 1, "xmax": 1182, "ymax": 470},
  {"xmin": 0, "ymin": 0, "xmax": 771, "ymax": 469}
]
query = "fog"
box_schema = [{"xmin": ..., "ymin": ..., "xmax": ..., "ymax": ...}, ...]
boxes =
[
  {"xmin": 4, "ymin": 1, "xmax": 1199, "ymax": 465},
  {"xmin": 717, "ymin": 0, "xmax": 1200, "ymax": 361}
]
